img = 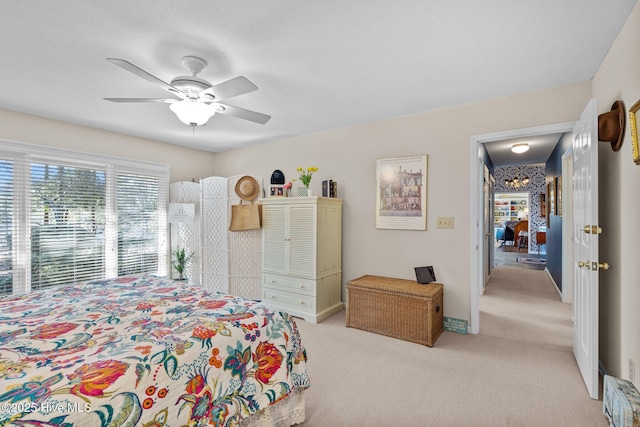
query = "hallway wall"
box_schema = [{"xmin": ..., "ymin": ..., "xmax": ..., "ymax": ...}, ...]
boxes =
[{"xmin": 545, "ymin": 133, "xmax": 572, "ymax": 291}]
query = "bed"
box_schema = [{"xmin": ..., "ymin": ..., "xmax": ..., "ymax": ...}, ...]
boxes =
[{"xmin": 0, "ymin": 275, "xmax": 309, "ymax": 426}]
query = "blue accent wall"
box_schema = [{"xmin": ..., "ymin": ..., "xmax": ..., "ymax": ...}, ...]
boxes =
[{"xmin": 545, "ymin": 133, "xmax": 572, "ymax": 291}]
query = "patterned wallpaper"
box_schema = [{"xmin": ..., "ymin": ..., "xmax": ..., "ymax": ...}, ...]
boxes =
[{"xmin": 493, "ymin": 165, "xmax": 547, "ymax": 253}]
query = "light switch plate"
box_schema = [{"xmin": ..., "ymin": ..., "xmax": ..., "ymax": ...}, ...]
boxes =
[{"xmin": 437, "ymin": 216, "xmax": 454, "ymax": 229}]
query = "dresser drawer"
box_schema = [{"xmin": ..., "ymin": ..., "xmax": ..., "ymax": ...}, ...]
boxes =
[
  {"xmin": 263, "ymin": 288, "xmax": 315, "ymax": 313},
  {"xmin": 263, "ymin": 274, "xmax": 316, "ymax": 296}
]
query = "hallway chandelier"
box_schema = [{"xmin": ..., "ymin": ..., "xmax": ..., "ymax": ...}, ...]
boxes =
[{"xmin": 505, "ymin": 176, "xmax": 530, "ymax": 189}]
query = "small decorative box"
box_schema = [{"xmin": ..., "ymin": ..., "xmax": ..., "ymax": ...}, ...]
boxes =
[{"xmin": 603, "ymin": 375, "xmax": 640, "ymax": 427}]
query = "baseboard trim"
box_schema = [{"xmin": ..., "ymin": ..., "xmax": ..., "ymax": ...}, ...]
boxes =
[
  {"xmin": 599, "ymin": 360, "xmax": 609, "ymax": 377},
  {"xmin": 544, "ymin": 267, "xmax": 563, "ymax": 299}
]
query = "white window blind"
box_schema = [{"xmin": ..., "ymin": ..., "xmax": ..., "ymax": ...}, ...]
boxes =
[
  {"xmin": 0, "ymin": 158, "xmax": 13, "ymax": 295},
  {"xmin": 29, "ymin": 161, "xmax": 106, "ymax": 291},
  {"xmin": 0, "ymin": 142, "xmax": 168, "ymax": 296},
  {"xmin": 117, "ymin": 172, "xmax": 161, "ymax": 276}
]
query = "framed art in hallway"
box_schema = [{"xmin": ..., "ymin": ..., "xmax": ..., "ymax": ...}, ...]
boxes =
[
  {"xmin": 375, "ymin": 155, "xmax": 427, "ymax": 230},
  {"xmin": 556, "ymin": 176, "xmax": 562, "ymax": 216},
  {"xmin": 546, "ymin": 182, "xmax": 552, "ymax": 227}
]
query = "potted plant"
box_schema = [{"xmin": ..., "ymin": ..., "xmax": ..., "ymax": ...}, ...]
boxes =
[{"xmin": 172, "ymin": 247, "xmax": 195, "ymax": 281}]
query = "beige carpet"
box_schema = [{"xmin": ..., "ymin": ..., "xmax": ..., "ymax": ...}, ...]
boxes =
[{"xmin": 293, "ymin": 267, "xmax": 606, "ymax": 426}]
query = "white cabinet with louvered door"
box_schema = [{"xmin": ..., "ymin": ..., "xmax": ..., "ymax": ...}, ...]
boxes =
[{"xmin": 261, "ymin": 196, "xmax": 343, "ymax": 323}]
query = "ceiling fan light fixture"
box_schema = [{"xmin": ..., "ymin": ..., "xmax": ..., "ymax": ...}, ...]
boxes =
[
  {"xmin": 169, "ymin": 100, "xmax": 215, "ymax": 126},
  {"xmin": 511, "ymin": 143, "xmax": 530, "ymax": 154}
]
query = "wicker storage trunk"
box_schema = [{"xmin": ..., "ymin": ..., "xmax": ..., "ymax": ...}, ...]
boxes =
[{"xmin": 346, "ymin": 275, "xmax": 443, "ymax": 347}]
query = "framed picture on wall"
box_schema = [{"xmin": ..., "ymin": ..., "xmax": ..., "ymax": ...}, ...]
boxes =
[
  {"xmin": 549, "ymin": 180, "xmax": 555, "ymax": 216},
  {"xmin": 546, "ymin": 182, "xmax": 551, "ymax": 228},
  {"xmin": 556, "ymin": 176, "xmax": 562, "ymax": 216},
  {"xmin": 539, "ymin": 193, "xmax": 546, "ymax": 218},
  {"xmin": 375, "ymin": 155, "xmax": 428, "ymax": 230}
]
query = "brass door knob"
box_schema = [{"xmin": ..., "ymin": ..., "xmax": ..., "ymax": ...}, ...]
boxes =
[
  {"xmin": 583, "ymin": 225, "xmax": 603, "ymax": 234},
  {"xmin": 578, "ymin": 261, "xmax": 610, "ymax": 270}
]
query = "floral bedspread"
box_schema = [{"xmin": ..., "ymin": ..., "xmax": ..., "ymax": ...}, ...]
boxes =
[{"xmin": 0, "ymin": 275, "xmax": 309, "ymax": 426}]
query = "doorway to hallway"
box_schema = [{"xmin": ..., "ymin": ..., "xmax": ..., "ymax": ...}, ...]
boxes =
[{"xmin": 469, "ymin": 121, "xmax": 575, "ymax": 334}]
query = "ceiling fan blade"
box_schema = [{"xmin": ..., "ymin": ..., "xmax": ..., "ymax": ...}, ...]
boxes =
[
  {"xmin": 216, "ymin": 103, "xmax": 271, "ymax": 125},
  {"xmin": 106, "ymin": 58, "xmax": 182, "ymax": 96},
  {"xmin": 201, "ymin": 76, "xmax": 258, "ymax": 101},
  {"xmin": 104, "ymin": 97, "xmax": 178, "ymax": 103}
]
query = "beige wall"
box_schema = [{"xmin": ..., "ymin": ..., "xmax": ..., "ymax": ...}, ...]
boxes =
[
  {"xmin": 592, "ymin": 1, "xmax": 640, "ymax": 383},
  {"xmin": 0, "ymin": 108, "xmax": 217, "ymax": 183},
  {"xmin": 214, "ymin": 82, "xmax": 592, "ymax": 322}
]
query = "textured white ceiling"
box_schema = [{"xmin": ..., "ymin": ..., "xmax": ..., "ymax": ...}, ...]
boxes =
[{"xmin": 0, "ymin": 1, "xmax": 636, "ymax": 153}]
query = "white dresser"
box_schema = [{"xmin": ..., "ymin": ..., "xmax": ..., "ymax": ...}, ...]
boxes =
[{"xmin": 260, "ymin": 196, "xmax": 343, "ymax": 323}]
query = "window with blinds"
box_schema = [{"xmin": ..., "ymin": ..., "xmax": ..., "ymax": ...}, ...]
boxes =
[
  {"xmin": 0, "ymin": 159, "xmax": 13, "ymax": 295},
  {"xmin": 0, "ymin": 142, "xmax": 168, "ymax": 296},
  {"xmin": 30, "ymin": 162, "xmax": 106, "ymax": 291},
  {"xmin": 117, "ymin": 172, "xmax": 160, "ymax": 276}
]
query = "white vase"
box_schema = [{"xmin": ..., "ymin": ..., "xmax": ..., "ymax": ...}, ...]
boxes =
[{"xmin": 307, "ymin": 189, "xmax": 314, "ymax": 197}]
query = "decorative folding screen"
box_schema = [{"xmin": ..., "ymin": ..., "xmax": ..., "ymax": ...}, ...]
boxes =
[
  {"xmin": 169, "ymin": 181, "xmax": 201, "ymax": 287},
  {"xmin": 200, "ymin": 177, "xmax": 230, "ymax": 293},
  {"xmin": 190, "ymin": 175, "xmax": 263, "ymax": 298},
  {"xmin": 227, "ymin": 175, "xmax": 263, "ymax": 300}
]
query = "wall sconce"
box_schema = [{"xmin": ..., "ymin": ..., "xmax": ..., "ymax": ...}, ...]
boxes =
[
  {"xmin": 505, "ymin": 176, "xmax": 530, "ymax": 189},
  {"xmin": 511, "ymin": 143, "xmax": 530, "ymax": 153}
]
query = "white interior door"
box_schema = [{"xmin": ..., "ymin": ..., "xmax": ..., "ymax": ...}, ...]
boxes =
[
  {"xmin": 572, "ymin": 98, "xmax": 600, "ymax": 399},
  {"xmin": 483, "ymin": 167, "xmax": 490, "ymax": 288},
  {"xmin": 562, "ymin": 151, "xmax": 574, "ymax": 305}
]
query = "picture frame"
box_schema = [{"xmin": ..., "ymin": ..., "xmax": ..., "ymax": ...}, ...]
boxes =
[
  {"xmin": 549, "ymin": 179, "xmax": 555, "ymax": 216},
  {"xmin": 556, "ymin": 176, "xmax": 562, "ymax": 217},
  {"xmin": 269, "ymin": 185, "xmax": 284, "ymax": 197},
  {"xmin": 168, "ymin": 203, "xmax": 196, "ymax": 223},
  {"xmin": 630, "ymin": 99, "xmax": 640, "ymax": 165},
  {"xmin": 375, "ymin": 155, "xmax": 427, "ymax": 230},
  {"xmin": 546, "ymin": 183, "xmax": 551, "ymax": 228}
]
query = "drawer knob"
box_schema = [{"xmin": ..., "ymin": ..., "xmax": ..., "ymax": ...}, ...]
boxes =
[
  {"xmin": 300, "ymin": 301, "xmax": 305, "ymax": 305},
  {"xmin": 300, "ymin": 285, "xmax": 305, "ymax": 289}
]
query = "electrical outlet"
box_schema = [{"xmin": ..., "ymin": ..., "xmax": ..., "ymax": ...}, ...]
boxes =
[
  {"xmin": 437, "ymin": 216, "xmax": 454, "ymax": 229},
  {"xmin": 630, "ymin": 358, "xmax": 635, "ymax": 383}
]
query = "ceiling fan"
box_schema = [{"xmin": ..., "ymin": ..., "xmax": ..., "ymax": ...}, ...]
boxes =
[{"xmin": 104, "ymin": 56, "xmax": 271, "ymax": 127}]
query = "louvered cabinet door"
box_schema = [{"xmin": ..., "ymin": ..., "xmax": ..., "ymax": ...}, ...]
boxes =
[
  {"xmin": 260, "ymin": 197, "xmax": 343, "ymax": 323},
  {"xmin": 262, "ymin": 204, "xmax": 287, "ymax": 274},
  {"xmin": 288, "ymin": 205, "xmax": 316, "ymax": 278}
]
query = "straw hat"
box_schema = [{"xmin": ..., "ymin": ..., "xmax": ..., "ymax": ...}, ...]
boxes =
[
  {"xmin": 598, "ymin": 100, "xmax": 626, "ymax": 152},
  {"xmin": 235, "ymin": 176, "xmax": 260, "ymax": 201}
]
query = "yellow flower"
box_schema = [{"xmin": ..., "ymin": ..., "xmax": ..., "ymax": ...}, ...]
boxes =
[{"xmin": 297, "ymin": 166, "xmax": 318, "ymax": 187}]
